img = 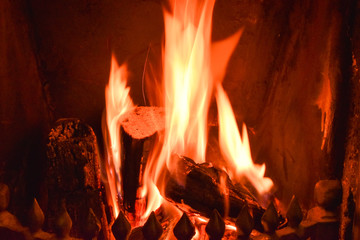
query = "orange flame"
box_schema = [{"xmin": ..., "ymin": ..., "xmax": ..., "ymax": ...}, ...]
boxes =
[
  {"xmin": 162, "ymin": 0, "xmax": 216, "ymax": 166},
  {"xmin": 104, "ymin": 0, "xmax": 274, "ymax": 225},
  {"xmin": 216, "ymin": 84, "xmax": 273, "ymax": 194},
  {"xmin": 102, "ymin": 54, "xmax": 134, "ymax": 218},
  {"xmin": 141, "ymin": 0, "xmax": 273, "ymax": 218},
  {"xmin": 141, "ymin": 0, "xmax": 218, "ymax": 218}
]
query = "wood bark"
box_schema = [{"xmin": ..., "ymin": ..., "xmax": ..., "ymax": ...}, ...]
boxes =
[{"xmin": 46, "ymin": 118, "xmax": 110, "ymax": 239}]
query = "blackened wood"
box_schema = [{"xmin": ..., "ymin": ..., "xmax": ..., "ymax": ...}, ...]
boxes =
[
  {"xmin": 121, "ymin": 130, "xmax": 145, "ymax": 212},
  {"xmin": 46, "ymin": 118, "xmax": 109, "ymax": 239},
  {"xmin": 120, "ymin": 107, "xmax": 164, "ymax": 212},
  {"xmin": 164, "ymin": 156, "xmax": 265, "ymax": 230}
]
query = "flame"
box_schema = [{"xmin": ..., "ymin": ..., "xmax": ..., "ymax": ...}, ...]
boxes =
[
  {"xmin": 103, "ymin": 0, "xmax": 274, "ymax": 226},
  {"xmin": 215, "ymin": 84, "xmax": 273, "ymax": 194},
  {"xmin": 102, "ymin": 54, "xmax": 134, "ymax": 218},
  {"xmin": 140, "ymin": 177, "xmax": 163, "ymax": 218},
  {"xmin": 162, "ymin": 0, "xmax": 216, "ymax": 166},
  {"xmin": 141, "ymin": 0, "xmax": 273, "ymax": 218},
  {"xmin": 140, "ymin": 0, "xmax": 218, "ymax": 218}
]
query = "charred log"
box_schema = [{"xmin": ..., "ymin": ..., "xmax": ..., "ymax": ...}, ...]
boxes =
[
  {"xmin": 120, "ymin": 107, "xmax": 164, "ymax": 212},
  {"xmin": 46, "ymin": 119, "xmax": 109, "ymax": 239},
  {"xmin": 164, "ymin": 156, "xmax": 265, "ymax": 230}
]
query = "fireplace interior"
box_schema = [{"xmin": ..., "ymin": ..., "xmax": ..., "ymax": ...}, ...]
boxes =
[{"xmin": 1, "ymin": 0, "xmax": 360, "ymax": 239}]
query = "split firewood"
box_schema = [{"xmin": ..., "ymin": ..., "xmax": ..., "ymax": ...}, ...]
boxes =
[
  {"xmin": 46, "ymin": 118, "xmax": 109, "ymax": 239},
  {"xmin": 119, "ymin": 106, "xmax": 165, "ymax": 212},
  {"xmin": 164, "ymin": 156, "xmax": 265, "ymax": 230}
]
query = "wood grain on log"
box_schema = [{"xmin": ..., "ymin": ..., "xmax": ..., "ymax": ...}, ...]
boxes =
[{"xmin": 46, "ymin": 118, "xmax": 109, "ymax": 239}]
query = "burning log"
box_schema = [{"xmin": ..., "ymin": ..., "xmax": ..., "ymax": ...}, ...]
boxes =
[
  {"xmin": 164, "ymin": 156, "xmax": 265, "ymax": 230},
  {"xmin": 119, "ymin": 106, "xmax": 165, "ymax": 212},
  {"xmin": 46, "ymin": 119, "xmax": 109, "ymax": 239}
]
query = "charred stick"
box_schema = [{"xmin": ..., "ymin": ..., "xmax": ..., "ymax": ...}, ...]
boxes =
[{"xmin": 164, "ymin": 156, "xmax": 265, "ymax": 230}]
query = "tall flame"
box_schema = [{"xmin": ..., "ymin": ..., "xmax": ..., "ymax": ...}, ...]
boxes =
[
  {"xmin": 140, "ymin": 0, "xmax": 217, "ymax": 219},
  {"xmin": 141, "ymin": 0, "xmax": 273, "ymax": 219},
  {"xmin": 104, "ymin": 0, "xmax": 274, "ymax": 224},
  {"xmin": 102, "ymin": 55, "xmax": 134, "ymax": 218},
  {"xmin": 162, "ymin": 0, "xmax": 216, "ymax": 165},
  {"xmin": 216, "ymin": 84, "xmax": 273, "ymax": 194}
]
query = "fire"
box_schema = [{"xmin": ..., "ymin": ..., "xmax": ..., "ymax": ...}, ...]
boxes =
[
  {"xmin": 103, "ymin": 0, "xmax": 274, "ymax": 232},
  {"xmin": 162, "ymin": 0, "xmax": 216, "ymax": 166},
  {"xmin": 142, "ymin": 0, "xmax": 272, "ymax": 210},
  {"xmin": 102, "ymin": 54, "xmax": 134, "ymax": 218},
  {"xmin": 216, "ymin": 84, "xmax": 273, "ymax": 194},
  {"xmin": 140, "ymin": 0, "xmax": 218, "ymax": 219}
]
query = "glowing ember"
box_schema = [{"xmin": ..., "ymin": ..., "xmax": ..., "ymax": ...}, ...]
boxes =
[{"xmin": 102, "ymin": 55, "xmax": 134, "ymax": 218}]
